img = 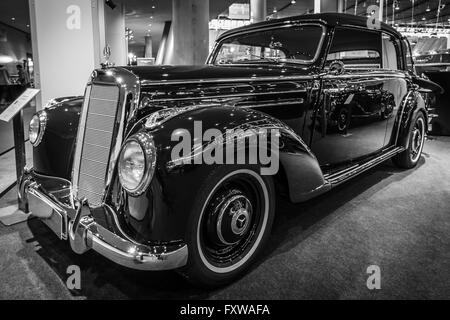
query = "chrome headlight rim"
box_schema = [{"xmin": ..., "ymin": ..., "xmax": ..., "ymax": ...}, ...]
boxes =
[
  {"xmin": 118, "ymin": 132, "xmax": 157, "ymax": 196},
  {"xmin": 29, "ymin": 111, "xmax": 47, "ymax": 147}
]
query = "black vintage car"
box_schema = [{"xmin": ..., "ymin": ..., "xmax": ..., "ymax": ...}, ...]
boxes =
[{"xmin": 21, "ymin": 13, "xmax": 434, "ymax": 287}]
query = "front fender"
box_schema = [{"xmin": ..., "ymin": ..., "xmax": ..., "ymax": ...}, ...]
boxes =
[
  {"xmin": 114, "ymin": 105, "xmax": 328, "ymax": 242},
  {"xmin": 33, "ymin": 97, "xmax": 83, "ymax": 179}
]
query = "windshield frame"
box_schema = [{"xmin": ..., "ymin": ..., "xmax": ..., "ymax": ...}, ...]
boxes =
[{"xmin": 207, "ymin": 23, "xmax": 327, "ymax": 66}]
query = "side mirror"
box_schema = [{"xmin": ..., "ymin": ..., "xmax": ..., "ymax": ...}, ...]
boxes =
[{"xmin": 328, "ymin": 60, "xmax": 345, "ymax": 75}]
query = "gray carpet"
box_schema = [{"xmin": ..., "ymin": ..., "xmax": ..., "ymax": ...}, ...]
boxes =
[{"xmin": 0, "ymin": 136, "xmax": 449, "ymax": 299}]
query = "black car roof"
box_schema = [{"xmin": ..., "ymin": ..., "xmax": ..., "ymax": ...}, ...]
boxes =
[{"xmin": 217, "ymin": 13, "xmax": 401, "ymax": 41}]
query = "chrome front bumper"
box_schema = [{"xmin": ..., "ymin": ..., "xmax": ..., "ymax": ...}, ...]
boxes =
[{"xmin": 19, "ymin": 170, "xmax": 188, "ymax": 271}]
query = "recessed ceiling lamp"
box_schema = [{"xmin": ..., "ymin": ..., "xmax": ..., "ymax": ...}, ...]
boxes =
[{"xmin": 105, "ymin": 0, "xmax": 117, "ymax": 10}]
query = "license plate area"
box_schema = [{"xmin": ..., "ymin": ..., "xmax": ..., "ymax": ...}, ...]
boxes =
[{"xmin": 28, "ymin": 188, "xmax": 68, "ymax": 240}]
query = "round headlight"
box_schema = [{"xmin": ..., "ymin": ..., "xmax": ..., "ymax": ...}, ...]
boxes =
[
  {"xmin": 118, "ymin": 133, "xmax": 156, "ymax": 196},
  {"xmin": 29, "ymin": 112, "xmax": 47, "ymax": 147}
]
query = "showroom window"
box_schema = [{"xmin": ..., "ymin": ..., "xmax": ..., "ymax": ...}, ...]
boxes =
[{"xmin": 326, "ymin": 27, "xmax": 382, "ymax": 70}]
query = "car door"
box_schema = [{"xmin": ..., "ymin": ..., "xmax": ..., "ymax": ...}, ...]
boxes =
[
  {"xmin": 309, "ymin": 26, "xmax": 391, "ymax": 172},
  {"xmin": 381, "ymin": 32, "xmax": 409, "ymax": 148}
]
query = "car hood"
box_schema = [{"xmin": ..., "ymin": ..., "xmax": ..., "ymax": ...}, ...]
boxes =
[{"xmin": 124, "ymin": 64, "xmax": 314, "ymax": 84}]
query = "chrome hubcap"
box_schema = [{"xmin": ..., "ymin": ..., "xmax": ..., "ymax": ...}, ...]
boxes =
[
  {"xmin": 199, "ymin": 170, "xmax": 268, "ymax": 271},
  {"xmin": 216, "ymin": 193, "xmax": 252, "ymax": 245}
]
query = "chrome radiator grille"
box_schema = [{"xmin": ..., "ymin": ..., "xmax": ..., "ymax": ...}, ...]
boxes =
[{"xmin": 77, "ymin": 85, "xmax": 119, "ymax": 206}]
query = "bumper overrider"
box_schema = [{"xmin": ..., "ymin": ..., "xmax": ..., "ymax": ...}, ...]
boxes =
[{"xmin": 18, "ymin": 168, "xmax": 188, "ymax": 271}]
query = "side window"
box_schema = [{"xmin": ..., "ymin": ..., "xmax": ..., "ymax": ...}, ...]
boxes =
[
  {"xmin": 327, "ymin": 27, "xmax": 382, "ymax": 70},
  {"xmin": 382, "ymin": 33, "xmax": 401, "ymax": 70},
  {"xmin": 401, "ymin": 39, "xmax": 414, "ymax": 73}
]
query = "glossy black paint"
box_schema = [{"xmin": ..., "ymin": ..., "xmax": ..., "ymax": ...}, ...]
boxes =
[
  {"xmin": 31, "ymin": 13, "xmax": 431, "ymax": 244},
  {"xmin": 33, "ymin": 97, "xmax": 83, "ymax": 180}
]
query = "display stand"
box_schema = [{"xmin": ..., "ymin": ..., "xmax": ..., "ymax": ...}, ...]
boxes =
[{"xmin": 0, "ymin": 88, "xmax": 40, "ymax": 225}]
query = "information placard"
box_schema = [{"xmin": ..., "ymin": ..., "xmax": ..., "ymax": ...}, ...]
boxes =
[{"xmin": 0, "ymin": 88, "xmax": 40, "ymax": 122}]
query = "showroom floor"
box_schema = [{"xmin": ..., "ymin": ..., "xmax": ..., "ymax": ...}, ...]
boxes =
[{"xmin": 0, "ymin": 136, "xmax": 449, "ymax": 300}]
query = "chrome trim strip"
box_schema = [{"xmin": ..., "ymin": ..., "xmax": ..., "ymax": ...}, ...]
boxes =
[
  {"xmin": 324, "ymin": 164, "xmax": 359, "ymax": 180},
  {"xmin": 79, "ymin": 172, "xmax": 105, "ymax": 180},
  {"xmin": 105, "ymin": 69, "xmax": 141, "ymax": 190},
  {"xmin": 145, "ymin": 89, "xmax": 308, "ymax": 103},
  {"xmin": 85, "ymin": 127, "xmax": 113, "ymax": 134},
  {"xmin": 88, "ymin": 112, "xmax": 115, "ymax": 118},
  {"xmin": 90, "ymin": 97, "xmax": 118, "ymax": 102},
  {"xmin": 72, "ymin": 85, "xmax": 92, "ymax": 196},
  {"xmin": 141, "ymin": 75, "xmax": 315, "ymax": 87},
  {"xmin": 84, "ymin": 142, "xmax": 110, "ymax": 149},
  {"xmin": 78, "ymin": 187, "xmax": 104, "ymax": 196},
  {"xmin": 326, "ymin": 147, "xmax": 403, "ymax": 186}
]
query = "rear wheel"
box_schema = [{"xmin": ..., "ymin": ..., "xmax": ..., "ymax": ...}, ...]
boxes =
[
  {"xmin": 393, "ymin": 112, "xmax": 426, "ymax": 169},
  {"xmin": 180, "ymin": 166, "xmax": 275, "ymax": 287}
]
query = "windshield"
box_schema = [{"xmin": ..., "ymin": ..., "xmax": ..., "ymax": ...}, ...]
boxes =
[{"xmin": 212, "ymin": 24, "xmax": 325, "ymax": 66}]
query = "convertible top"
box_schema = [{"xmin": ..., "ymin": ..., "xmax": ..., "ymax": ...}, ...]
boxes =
[{"xmin": 217, "ymin": 13, "xmax": 401, "ymax": 41}]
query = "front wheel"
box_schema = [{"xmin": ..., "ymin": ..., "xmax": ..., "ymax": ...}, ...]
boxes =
[
  {"xmin": 393, "ymin": 112, "xmax": 426, "ymax": 169},
  {"xmin": 180, "ymin": 166, "xmax": 275, "ymax": 287}
]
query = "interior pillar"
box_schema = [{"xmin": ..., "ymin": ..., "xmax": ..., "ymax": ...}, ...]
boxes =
[
  {"xmin": 315, "ymin": 0, "xmax": 341, "ymax": 13},
  {"xmin": 29, "ymin": 0, "xmax": 126, "ymax": 109},
  {"xmin": 250, "ymin": 0, "xmax": 267, "ymax": 23},
  {"xmin": 145, "ymin": 36, "xmax": 153, "ymax": 58},
  {"xmin": 164, "ymin": 0, "xmax": 209, "ymax": 65}
]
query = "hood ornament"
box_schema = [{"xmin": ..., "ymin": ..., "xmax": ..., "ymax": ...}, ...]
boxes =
[{"xmin": 101, "ymin": 45, "xmax": 114, "ymax": 69}]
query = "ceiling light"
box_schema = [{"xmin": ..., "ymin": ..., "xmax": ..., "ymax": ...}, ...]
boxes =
[
  {"xmin": 422, "ymin": 16, "xmax": 426, "ymax": 21},
  {"xmin": 105, "ymin": 0, "xmax": 117, "ymax": 10},
  {"xmin": 273, "ymin": 7, "xmax": 277, "ymax": 13},
  {"xmin": 291, "ymin": 0, "xmax": 296, "ymax": 4},
  {"xmin": 11, "ymin": 17, "xmax": 15, "ymax": 21},
  {"xmin": 426, "ymin": 5, "xmax": 430, "ymax": 12},
  {"xmin": 152, "ymin": 5, "xmax": 155, "ymax": 9}
]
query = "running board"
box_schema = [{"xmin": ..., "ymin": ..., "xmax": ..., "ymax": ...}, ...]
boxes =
[{"xmin": 324, "ymin": 147, "xmax": 404, "ymax": 186}]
